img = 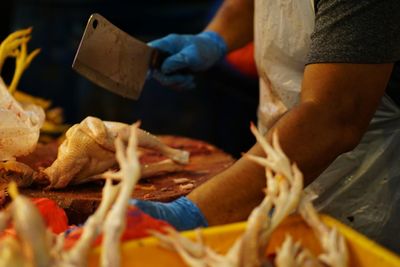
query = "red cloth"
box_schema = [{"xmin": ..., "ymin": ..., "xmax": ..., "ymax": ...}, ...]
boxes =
[
  {"xmin": 63, "ymin": 205, "xmax": 172, "ymax": 250},
  {"xmin": 0, "ymin": 198, "xmax": 170, "ymax": 249},
  {"xmin": 226, "ymin": 42, "xmax": 258, "ymax": 78},
  {"xmin": 0, "ymin": 198, "xmax": 69, "ymax": 239},
  {"xmin": 31, "ymin": 198, "xmax": 69, "ymax": 234}
]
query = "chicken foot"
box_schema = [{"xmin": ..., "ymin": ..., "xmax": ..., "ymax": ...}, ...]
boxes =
[
  {"xmin": 0, "ymin": 27, "xmax": 33, "ymax": 72},
  {"xmin": 299, "ymin": 199, "xmax": 348, "ymax": 267},
  {"xmin": 275, "ymin": 235, "xmax": 322, "ymax": 267},
  {"xmin": 101, "ymin": 123, "xmax": 141, "ymax": 267},
  {"xmin": 6, "ymin": 182, "xmax": 53, "ymax": 267},
  {"xmin": 60, "ymin": 179, "xmax": 120, "ymax": 267}
]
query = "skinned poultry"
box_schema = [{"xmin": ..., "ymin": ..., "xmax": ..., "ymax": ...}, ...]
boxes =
[
  {"xmin": 43, "ymin": 116, "xmax": 190, "ymax": 188},
  {"xmin": 0, "ymin": 74, "xmax": 44, "ymax": 161}
]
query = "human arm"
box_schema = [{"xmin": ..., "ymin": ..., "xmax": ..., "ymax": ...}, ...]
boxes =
[
  {"xmin": 135, "ymin": 63, "xmax": 393, "ymax": 228},
  {"xmin": 149, "ymin": 0, "xmax": 254, "ymax": 88},
  {"xmin": 205, "ymin": 0, "xmax": 254, "ymax": 52},
  {"xmin": 188, "ymin": 62, "xmax": 393, "ymax": 226}
]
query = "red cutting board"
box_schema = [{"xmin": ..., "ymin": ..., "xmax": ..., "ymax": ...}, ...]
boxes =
[{"xmin": 6, "ymin": 136, "xmax": 234, "ymax": 224}]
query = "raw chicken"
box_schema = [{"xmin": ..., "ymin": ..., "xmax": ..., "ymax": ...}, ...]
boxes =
[
  {"xmin": 43, "ymin": 116, "xmax": 189, "ymax": 188},
  {"xmin": 0, "ymin": 78, "xmax": 45, "ymax": 161}
]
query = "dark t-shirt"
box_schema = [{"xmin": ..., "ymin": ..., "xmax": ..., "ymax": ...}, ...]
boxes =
[{"xmin": 307, "ymin": 0, "xmax": 400, "ymax": 105}]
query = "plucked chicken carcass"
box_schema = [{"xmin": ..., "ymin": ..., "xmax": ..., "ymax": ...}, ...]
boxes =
[
  {"xmin": 0, "ymin": 76, "xmax": 46, "ymax": 188},
  {"xmin": 43, "ymin": 116, "xmax": 190, "ymax": 188},
  {"xmin": 0, "ymin": 78, "xmax": 45, "ymax": 161}
]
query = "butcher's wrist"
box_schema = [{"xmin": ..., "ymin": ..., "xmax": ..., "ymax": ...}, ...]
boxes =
[
  {"xmin": 198, "ymin": 31, "xmax": 228, "ymax": 59},
  {"xmin": 132, "ymin": 197, "xmax": 208, "ymax": 231},
  {"xmin": 169, "ymin": 197, "xmax": 209, "ymax": 230}
]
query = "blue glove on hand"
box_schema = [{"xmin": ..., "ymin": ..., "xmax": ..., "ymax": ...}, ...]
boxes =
[
  {"xmin": 149, "ymin": 31, "xmax": 227, "ymax": 89},
  {"xmin": 130, "ymin": 197, "xmax": 208, "ymax": 231}
]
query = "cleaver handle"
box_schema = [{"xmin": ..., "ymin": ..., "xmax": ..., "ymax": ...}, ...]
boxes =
[{"xmin": 151, "ymin": 49, "xmax": 191, "ymax": 75}]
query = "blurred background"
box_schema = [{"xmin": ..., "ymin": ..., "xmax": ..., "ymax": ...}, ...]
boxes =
[{"xmin": 0, "ymin": 0, "xmax": 258, "ymax": 158}]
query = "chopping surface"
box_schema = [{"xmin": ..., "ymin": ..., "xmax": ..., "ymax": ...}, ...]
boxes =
[{"xmin": 7, "ymin": 136, "xmax": 234, "ymax": 224}]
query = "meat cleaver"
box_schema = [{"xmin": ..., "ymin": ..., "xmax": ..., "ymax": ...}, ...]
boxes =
[{"xmin": 72, "ymin": 13, "xmax": 167, "ymax": 100}]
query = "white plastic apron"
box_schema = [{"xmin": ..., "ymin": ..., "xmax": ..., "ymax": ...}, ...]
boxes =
[
  {"xmin": 254, "ymin": 0, "xmax": 315, "ymax": 134},
  {"xmin": 254, "ymin": 0, "xmax": 400, "ymax": 253}
]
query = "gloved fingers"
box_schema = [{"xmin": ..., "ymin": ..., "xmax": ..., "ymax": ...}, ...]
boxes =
[
  {"xmin": 130, "ymin": 197, "xmax": 208, "ymax": 231},
  {"xmin": 161, "ymin": 52, "xmax": 189, "ymax": 74},
  {"xmin": 161, "ymin": 44, "xmax": 204, "ymax": 74},
  {"xmin": 130, "ymin": 199, "xmax": 160, "ymax": 215},
  {"xmin": 148, "ymin": 34, "xmax": 187, "ymax": 54},
  {"xmin": 152, "ymin": 70, "xmax": 195, "ymax": 90}
]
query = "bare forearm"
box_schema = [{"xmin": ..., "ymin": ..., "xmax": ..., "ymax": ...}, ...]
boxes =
[
  {"xmin": 188, "ymin": 101, "xmax": 358, "ymax": 225},
  {"xmin": 205, "ymin": 0, "xmax": 254, "ymax": 51},
  {"xmin": 188, "ymin": 63, "xmax": 391, "ymax": 226},
  {"xmin": 263, "ymin": 102, "xmax": 360, "ymax": 184},
  {"xmin": 188, "ymin": 152, "xmax": 266, "ymax": 225}
]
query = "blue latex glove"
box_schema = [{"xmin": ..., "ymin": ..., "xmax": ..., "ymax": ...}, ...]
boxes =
[
  {"xmin": 130, "ymin": 197, "xmax": 208, "ymax": 231},
  {"xmin": 149, "ymin": 31, "xmax": 227, "ymax": 89}
]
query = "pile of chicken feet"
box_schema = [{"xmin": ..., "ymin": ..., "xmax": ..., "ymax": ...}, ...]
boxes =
[{"xmin": 151, "ymin": 124, "xmax": 348, "ymax": 267}]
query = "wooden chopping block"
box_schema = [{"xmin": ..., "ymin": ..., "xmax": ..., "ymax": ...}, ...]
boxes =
[{"xmin": 2, "ymin": 136, "xmax": 234, "ymax": 224}]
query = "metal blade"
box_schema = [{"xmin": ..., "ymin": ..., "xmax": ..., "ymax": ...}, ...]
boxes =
[{"xmin": 72, "ymin": 13, "xmax": 153, "ymax": 100}]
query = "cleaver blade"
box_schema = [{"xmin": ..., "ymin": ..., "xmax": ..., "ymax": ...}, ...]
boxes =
[{"xmin": 72, "ymin": 13, "xmax": 161, "ymax": 100}]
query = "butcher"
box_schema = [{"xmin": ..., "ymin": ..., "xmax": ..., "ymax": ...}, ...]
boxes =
[{"xmin": 134, "ymin": 0, "xmax": 400, "ymax": 252}]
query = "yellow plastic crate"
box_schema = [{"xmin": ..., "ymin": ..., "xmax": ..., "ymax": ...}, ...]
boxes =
[{"xmin": 88, "ymin": 214, "xmax": 400, "ymax": 266}]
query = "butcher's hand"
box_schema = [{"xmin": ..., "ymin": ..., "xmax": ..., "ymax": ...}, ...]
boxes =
[
  {"xmin": 131, "ymin": 197, "xmax": 208, "ymax": 231},
  {"xmin": 149, "ymin": 31, "xmax": 227, "ymax": 89}
]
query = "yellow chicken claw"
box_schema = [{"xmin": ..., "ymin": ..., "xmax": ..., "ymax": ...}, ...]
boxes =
[
  {"xmin": 0, "ymin": 27, "xmax": 41, "ymax": 95},
  {"xmin": 0, "ymin": 27, "xmax": 32, "ymax": 72},
  {"xmin": 8, "ymin": 34, "xmax": 41, "ymax": 94}
]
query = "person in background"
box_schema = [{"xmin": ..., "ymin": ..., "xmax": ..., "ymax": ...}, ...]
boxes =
[{"xmin": 134, "ymin": 0, "xmax": 400, "ymax": 253}]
